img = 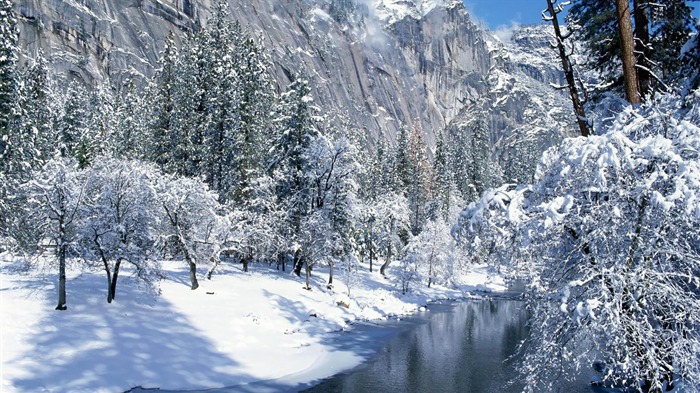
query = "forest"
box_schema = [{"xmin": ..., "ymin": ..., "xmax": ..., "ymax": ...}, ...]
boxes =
[{"xmin": 1, "ymin": 0, "xmax": 700, "ymax": 392}]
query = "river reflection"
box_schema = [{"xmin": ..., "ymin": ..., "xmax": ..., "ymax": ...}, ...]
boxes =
[{"xmin": 304, "ymin": 299, "xmax": 593, "ymax": 393}]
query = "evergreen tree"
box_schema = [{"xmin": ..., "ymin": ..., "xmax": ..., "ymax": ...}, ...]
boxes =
[
  {"xmin": 112, "ymin": 78, "xmax": 146, "ymax": 159},
  {"xmin": 450, "ymin": 122, "xmax": 472, "ymax": 202},
  {"xmin": 21, "ymin": 51, "xmax": 56, "ymax": 165},
  {"xmin": 231, "ymin": 34, "xmax": 274, "ymax": 204},
  {"xmin": 270, "ymin": 75, "xmax": 319, "ymax": 275},
  {"xmin": 0, "ymin": 0, "xmax": 21, "ymax": 242},
  {"xmin": 0, "ymin": 0, "xmax": 19, "ymax": 165},
  {"xmin": 200, "ymin": 1, "xmax": 240, "ymax": 199},
  {"xmin": 651, "ymin": 0, "xmax": 693, "ymax": 84},
  {"xmin": 57, "ymin": 82, "xmax": 90, "ymax": 166},
  {"xmin": 569, "ymin": 0, "xmax": 695, "ymax": 98},
  {"xmin": 431, "ymin": 130, "xmax": 453, "ymax": 221},
  {"xmin": 406, "ymin": 120, "xmax": 431, "ymax": 235},
  {"xmin": 393, "ymin": 123, "xmax": 411, "ymax": 194},
  {"xmin": 149, "ymin": 31, "xmax": 181, "ymax": 174}
]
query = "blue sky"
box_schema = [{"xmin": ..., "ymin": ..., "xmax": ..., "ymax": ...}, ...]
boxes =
[
  {"xmin": 464, "ymin": 1, "xmax": 699, "ymax": 31},
  {"xmin": 463, "ymin": 0, "xmax": 567, "ymax": 30}
]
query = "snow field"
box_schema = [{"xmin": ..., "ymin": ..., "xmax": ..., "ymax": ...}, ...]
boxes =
[{"xmin": 0, "ymin": 256, "xmax": 506, "ymax": 393}]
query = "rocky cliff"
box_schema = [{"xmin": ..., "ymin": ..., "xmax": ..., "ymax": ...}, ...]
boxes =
[{"xmin": 15, "ymin": 0, "xmax": 576, "ymax": 158}]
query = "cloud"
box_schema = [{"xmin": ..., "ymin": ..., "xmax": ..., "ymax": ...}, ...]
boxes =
[{"xmin": 493, "ymin": 21, "xmax": 521, "ymax": 43}]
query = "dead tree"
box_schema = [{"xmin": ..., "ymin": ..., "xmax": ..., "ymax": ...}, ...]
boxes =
[{"xmin": 542, "ymin": 0, "xmax": 592, "ymax": 137}]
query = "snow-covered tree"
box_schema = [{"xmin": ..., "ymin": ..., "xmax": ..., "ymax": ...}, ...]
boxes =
[
  {"xmin": 270, "ymin": 75, "xmax": 319, "ymax": 277},
  {"xmin": 304, "ymin": 136, "xmax": 358, "ymax": 289},
  {"xmin": 0, "ymin": 0, "xmax": 20, "ymax": 167},
  {"xmin": 148, "ymin": 31, "xmax": 181, "ymax": 173},
  {"xmin": 112, "ymin": 78, "xmax": 147, "ymax": 160},
  {"xmin": 20, "ymin": 158, "xmax": 86, "ymax": 310},
  {"xmin": 224, "ymin": 175, "xmax": 280, "ymax": 273},
  {"xmin": 79, "ymin": 158, "xmax": 163, "ymax": 303},
  {"xmin": 229, "ymin": 33, "xmax": 274, "ymax": 205},
  {"xmin": 375, "ymin": 191, "xmax": 411, "ymax": 276},
  {"xmin": 156, "ymin": 175, "xmax": 225, "ymax": 290},
  {"xmin": 57, "ymin": 82, "xmax": 90, "ymax": 164},
  {"xmin": 0, "ymin": 0, "xmax": 23, "ymax": 242},
  {"xmin": 456, "ymin": 93, "xmax": 700, "ymax": 392},
  {"xmin": 20, "ymin": 51, "xmax": 57, "ymax": 166},
  {"xmin": 406, "ymin": 120, "xmax": 432, "ymax": 235}
]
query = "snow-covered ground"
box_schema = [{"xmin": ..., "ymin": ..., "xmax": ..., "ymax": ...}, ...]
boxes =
[{"xmin": 0, "ymin": 256, "xmax": 506, "ymax": 393}]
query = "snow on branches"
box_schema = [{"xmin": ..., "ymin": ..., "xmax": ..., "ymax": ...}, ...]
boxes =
[{"xmin": 455, "ymin": 92, "xmax": 700, "ymax": 392}]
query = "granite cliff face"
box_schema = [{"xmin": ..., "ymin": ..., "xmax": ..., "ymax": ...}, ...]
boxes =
[{"xmin": 15, "ymin": 0, "xmax": 575, "ymax": 155}]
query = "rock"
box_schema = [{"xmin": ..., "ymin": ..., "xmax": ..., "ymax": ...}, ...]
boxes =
[{"xmin": 16, "ymin": 0, "xmax": 575, "ymax": 164}]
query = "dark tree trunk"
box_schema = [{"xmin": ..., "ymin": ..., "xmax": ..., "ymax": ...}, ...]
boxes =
[
  {"xmin": 327, "ymin": 261, "xmax": 333, "ymax": 289},
  {"xmin": 188, "ymin": 260, "xmax": 199, "ymax": 290},
  {"xmin": 293, "ymin": 250, "xmax": 303, "ymax": 277},
  {"xmin": 277, "ymin": 252, "xmax": 286, "ymax": 272},
  {"xmin": 633, "ymin": 0, "xmax": 652, "ymax": 99},
  {"xmin": 109, "ymin": 259, "xmax": 121, "ymax": 302},
  {"xmin": 178, "ymin": 239, "xmax": 199, "ymax": 290},
  {"xmin": 243, "ymin": 254, "xmax": 249, "ymax": 273},
  {"xmin": 616, "ymin": 0, "xmax": 642, "ymax": 104},
  {"xmin": 545, "ymin": 0, "xmax": 591, "ymax": 137},
  {"xmin": 368, "ymin": 237, "xmax": 374, "ymax": 273},
  {"xmin": 55, "ymin": 245, "xmax": 67, "ymax": 310}
]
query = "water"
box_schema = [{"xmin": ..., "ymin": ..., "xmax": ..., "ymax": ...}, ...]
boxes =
[
  {"xmin": 303, "ymin": 299, "xmax": 595, "ymax": 393},
  {"xmin": 127, "ymin": 298, "xmax": 597, "ymax": 393}
]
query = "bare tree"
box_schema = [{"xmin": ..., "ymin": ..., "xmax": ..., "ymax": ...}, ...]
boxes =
[{"xmin": 543, "ymin": 0, "xmax": 592, "ymax": 137}]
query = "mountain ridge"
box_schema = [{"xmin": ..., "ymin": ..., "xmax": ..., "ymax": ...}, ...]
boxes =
[{"xmin": 15, "ymin": 0, "xmax": 576, "ymax": 167}]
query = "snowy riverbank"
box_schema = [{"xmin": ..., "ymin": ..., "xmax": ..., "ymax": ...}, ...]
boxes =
[{"xmin": 0, "ymin": 256, "xmax": 507, "ymax": 393}]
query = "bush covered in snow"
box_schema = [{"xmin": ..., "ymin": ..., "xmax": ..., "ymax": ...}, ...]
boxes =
[{"xmin": 455, "ymin": 92, "xmax": 700, "ymax": 392}]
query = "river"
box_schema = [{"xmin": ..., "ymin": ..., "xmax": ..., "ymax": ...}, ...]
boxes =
[
  {"xmin": 128, "ymin": 297, "xmax": 598, "ymax": 393},
  {"xmin": 303, "ymin": 298, "xmax": 595, "ymax": 393}
]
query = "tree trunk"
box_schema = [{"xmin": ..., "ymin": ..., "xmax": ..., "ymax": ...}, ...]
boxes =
[
  {"xmin": 188, "ymin": 260, "xmax": 199, "ymax": 290},
  {"xmin": 304, "ymin": 260, "xmax": 311, "ymax": 290},
  {"xmin": 109, "ymin": 259, "xmax": 121, "ymax": 302},
  {"xmin": 179, "ymin": 239, "xmax": 199, "ymax": 290},
  {"xmin": 380, "ymin": 242, "xmax": 392, "ymax": 276},
  {"xmin": 55, "ymin": 245, "xmax": 67, "ymax": 310},
  {"xmin": 327, "ymin": 261, "xmax": 333, "ymax": 289},
  {"xmin": 368, "ymin": 236, "xmax": 374, "ymax": 273},
  {"xmin": 106, "ymin": 267, "xmax": 114, "ymax": 303},
  {"xmin": 545, "ymin": 0, "xmax": 591, "ymax": 137},
  {"xmin": 428, "ymin": 257, "xmax": 433, "ymax": 288},
  {"xmin": 206, "ymin": 255, "xmax": 219, "ymax": 280},
  {"xmin": 615, "ymin": 0, "xmax": 642, "ymax": 104},
  {"xmin": 633, "ymin": 0, "xmax": 652, "ymax": 99},
  {"xmin": 293, "ymin": 250, "xmax": 303, "ymax": 277},
  {"xmin": 243, "ymin": 254, "xmax": 249, "ymax": 273}
]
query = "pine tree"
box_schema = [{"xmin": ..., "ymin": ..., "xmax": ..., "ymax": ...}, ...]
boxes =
[
  {"xmin": 57, "ymin": 82, "xmax": 90, "ymax": 165},
  {"xmin": 112, "ymin": 78, "xmax": 147, "ymax": 159},
  {"xmin": 569, "ymin": 0, "xmax": 694, "ymax": 99},
  {"xmin": 21, "ymin": 51, "xmax": 56, "ymax": 164},
  {"xmin": 393, "ymin": 123, "xmax": 411, "ymax": 194},
  {"xmin": 270, "ymin": 75, "xmax": 319, "ymax": 275},
  {"xmin": 149, "ymin": 31, "xmax": 181, "ymax": 174},
  {"xmin": 0, "ymin": 0, "xmax": 19, "ymax": 164},
  {"xmin": 0, "ymin": 0, "xmax": 21, "ymax": 242},
  {"xmin": 651, "ymin": 0, "xmax": 693, "ymax": 84},
  {"xmin": 406, "ymin": 120, "xmax": 431, "ymax": 235},
  {"xmin": 231, "ymin": 34, "xmax": 274, "ymax": 204},
  {"xmin": 432, "ymin": 130, "xmax": 453, "ymax": 221},
  {"xmin": 200, "ymin": 1, "xmax": 240, "ymax": 199}
]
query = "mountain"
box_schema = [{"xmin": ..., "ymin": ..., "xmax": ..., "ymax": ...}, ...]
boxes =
[{"xmin": 15, "ymin": 0, "xmax": 576, "ymax": 167}]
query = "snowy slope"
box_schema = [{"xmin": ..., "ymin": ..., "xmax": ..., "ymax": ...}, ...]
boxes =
[{"xmin": 0, "ymin": 256, "xmax": 505, "ymax": 393}]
